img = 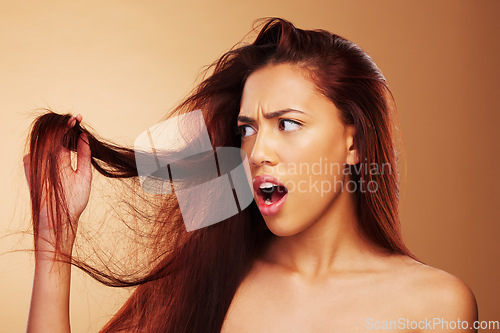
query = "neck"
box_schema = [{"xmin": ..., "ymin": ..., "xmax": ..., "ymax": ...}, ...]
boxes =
[{"xmin": 262, "ymin": 190, "xmax": 390, "ymax": 280}]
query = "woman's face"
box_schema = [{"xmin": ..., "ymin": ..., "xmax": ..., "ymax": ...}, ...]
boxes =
[{"xmin": 238, "ymin": 63, "xmax": 358, "ymax": 236}]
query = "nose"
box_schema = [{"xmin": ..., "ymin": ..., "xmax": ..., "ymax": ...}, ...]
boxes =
[{"xmin": 248, "ymin": 129, "xmax": 279, "ymax": 167}]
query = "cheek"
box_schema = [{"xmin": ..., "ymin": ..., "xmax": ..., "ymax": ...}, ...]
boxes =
[
  {"xmin": 280, "ymin": 126, "xmax": 347, "ymax": 166},
  {"xmin": 279, "ymin": 131, "xmax": 348, "ymax": 226}
]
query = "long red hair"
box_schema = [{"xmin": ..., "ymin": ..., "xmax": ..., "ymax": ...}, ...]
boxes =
[{"xmin": 26, "ymin": 17, "xmax": 416, "ymax": 332}]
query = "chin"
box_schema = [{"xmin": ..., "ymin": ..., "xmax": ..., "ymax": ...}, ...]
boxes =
[{"xmin": 263, "ymin": 216, "xmax": 304, "ymax": 237}]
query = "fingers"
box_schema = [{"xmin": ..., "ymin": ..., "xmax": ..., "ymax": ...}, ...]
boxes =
[
  {"xmin": 67, "ymin": 114, "xmax": 82, "ymax": 127},
  {"xmin": 76, "ymin": 132, "xmax": 91, "ymax": 176},
  {"xmin": 69, "ymin": 114, "xmax": 91, "ymax": 175},
  {"xmin": 61, "ymin": 114, "xmax": 84, "ymax": 169}
]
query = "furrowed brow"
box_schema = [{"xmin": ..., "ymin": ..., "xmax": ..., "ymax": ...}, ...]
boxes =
[
  {"xmin": 263, "ymin": 108, "xmax": 305, "ymax": 119},
  {"xmin": 237, "ymin": 108, "xmax": 305, "ymax": 123},
  {"xmin": 237, "ymin": 115, "xmax": 254, "ymax": 123}
]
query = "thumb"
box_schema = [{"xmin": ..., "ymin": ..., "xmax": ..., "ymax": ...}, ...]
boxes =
[{"xmin": 76, "ymin": 133, "xmax": 91, "ymax": 176}]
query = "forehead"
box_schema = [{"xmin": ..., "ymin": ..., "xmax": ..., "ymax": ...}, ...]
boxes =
[{"xmin": 239, "ymin": 63, "xmax": 327, "ymax": 116}]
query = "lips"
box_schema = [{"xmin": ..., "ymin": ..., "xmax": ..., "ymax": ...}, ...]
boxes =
[{"xmin": 253, "ymin": 174, "xmax": 289, "ymax": 216}]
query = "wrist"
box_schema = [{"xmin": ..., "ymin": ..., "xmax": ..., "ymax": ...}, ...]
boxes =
[{"xmin": 36, "ymin": 214, "xmax": 76, "ymax": 260}]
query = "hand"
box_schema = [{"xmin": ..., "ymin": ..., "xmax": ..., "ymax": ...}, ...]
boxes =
[{"xmin": 23, "ymin": 114, "xmax": 92, "ymax": 256}]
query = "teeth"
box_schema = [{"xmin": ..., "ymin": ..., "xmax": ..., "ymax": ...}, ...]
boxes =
[
  {"xmin": 264, "ymin": 198, "xmax": 273, "ymax": 205},
  {"xmin": 259, "ymin": 182, "xmax": 275, "ymax": 190}
]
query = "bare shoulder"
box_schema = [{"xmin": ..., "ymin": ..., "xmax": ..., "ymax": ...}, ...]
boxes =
[{"xmin": 392, "ymin": 256, "xmax": 478, "ymax": 329}]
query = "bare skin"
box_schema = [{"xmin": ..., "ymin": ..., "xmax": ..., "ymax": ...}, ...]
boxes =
[
  {"xmin": 222, "ymin": 254, "xmax": 478, "ymax": 333},
  {"xmin": 222, "ymin": 63, "xmax": 478, "ymax": 332}
]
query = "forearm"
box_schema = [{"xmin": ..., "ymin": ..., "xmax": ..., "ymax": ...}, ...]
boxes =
[{"xmin": 26, "ymin": 227, "xmax": 72, "ymax": 332}]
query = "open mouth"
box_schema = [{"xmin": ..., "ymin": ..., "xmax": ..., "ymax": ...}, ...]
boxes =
[
  {"xmin": 253, "ymin": 175, "xmax": 289, "ymax": 216},
  {"xmin": 259, "ymin": 182, "xmax": 288, "ymax": 205}
]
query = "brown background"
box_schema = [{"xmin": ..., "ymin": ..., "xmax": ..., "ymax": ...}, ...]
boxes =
[{"xmin": 0, "ymin": 0, "xmax": 498, "ymax": 332}]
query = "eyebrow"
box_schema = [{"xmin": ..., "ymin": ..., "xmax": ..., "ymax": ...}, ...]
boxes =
[{"xmin": 237, "ymin": 108, "xmax": 306, "ymax": 123}]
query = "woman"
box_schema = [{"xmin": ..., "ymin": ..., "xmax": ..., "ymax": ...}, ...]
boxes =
[{"xmin": 24, "ymin": 18, "xmax": 477, "ymax": 332}]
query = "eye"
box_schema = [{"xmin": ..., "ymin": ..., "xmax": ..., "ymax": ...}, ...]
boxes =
[
  {"xmin": 238, "ymin": 125, "xmax": 256, "ymax": 138},
  {"xmin": 278, "ymin": 119, "xmax": 302, "ymax": 132}
]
